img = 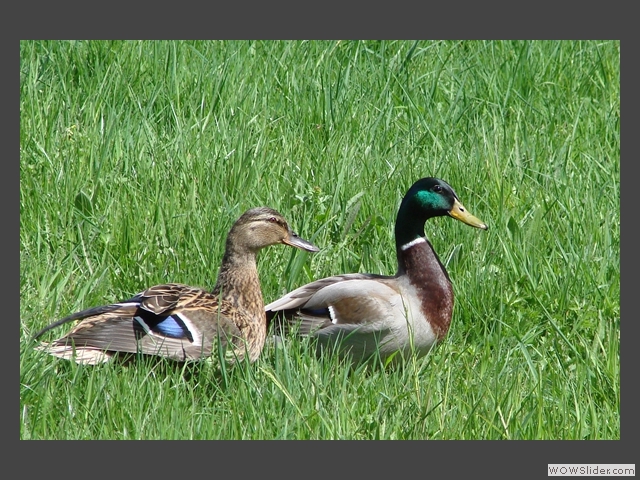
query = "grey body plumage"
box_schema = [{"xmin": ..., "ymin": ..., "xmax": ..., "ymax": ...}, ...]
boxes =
[{"xmin": 266, "ymin": 178, "xmax": 487, "ymax": 363}]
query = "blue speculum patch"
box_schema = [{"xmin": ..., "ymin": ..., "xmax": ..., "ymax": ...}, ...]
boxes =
[
  {"xmin": 153, "ymin": 316, "xmax": 186, "ymax": 338},
  {"xmin": 303, "ymin": 307, "xmax": 331, "ymax": 317}
]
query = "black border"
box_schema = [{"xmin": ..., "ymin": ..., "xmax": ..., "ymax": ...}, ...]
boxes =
[{"xmin": 14, "ymin": 2, "xmax": 628, "ymax": 480}]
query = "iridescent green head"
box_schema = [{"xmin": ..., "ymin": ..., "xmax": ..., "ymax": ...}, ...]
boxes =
[{"xmin": 396, "ymin": 177, "xmax": 487, "ymax": 246}]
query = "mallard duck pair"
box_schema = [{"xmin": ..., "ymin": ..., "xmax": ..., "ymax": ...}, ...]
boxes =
[{"xmin": 34, "ymin": 178, "xmax": 487, "ymax": 365}]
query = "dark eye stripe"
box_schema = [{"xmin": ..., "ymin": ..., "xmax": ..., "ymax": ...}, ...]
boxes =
[{"xmin": 267, "ymin": 216, "xmax": 287, "ymax": 228}]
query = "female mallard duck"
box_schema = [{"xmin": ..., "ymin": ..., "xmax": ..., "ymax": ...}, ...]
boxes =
[
  {"xmin": 34, "ymin": 207, "xmax": 319, "ymax": 365},
  {"xmin": 265, "ymin": 178, "xmax": 487, "ymax": 363}
]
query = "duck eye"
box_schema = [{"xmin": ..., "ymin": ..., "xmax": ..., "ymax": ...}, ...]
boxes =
[
  {"xmin": 433, "ymin": 185, "xmax": 443, "ymax": 193},
  {"xmin": 268, "ymin": 217, "xmax": 285, "ymax": 228}
]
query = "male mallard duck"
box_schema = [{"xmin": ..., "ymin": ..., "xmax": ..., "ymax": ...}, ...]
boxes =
[
  {"xmin": 265, "ymin": 178, "xmax": 487, "ymax": 363},
  {"xmin": 34, "ymin": 207, "xmax": 319, "ymax": 365}
]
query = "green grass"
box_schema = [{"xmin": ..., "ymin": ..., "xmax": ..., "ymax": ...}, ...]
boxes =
[{"xmin": 20, "ymin": 40, "xmax": 620, "ymax": 440}]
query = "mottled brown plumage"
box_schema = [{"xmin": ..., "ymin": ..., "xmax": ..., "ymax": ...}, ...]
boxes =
[
  {"xmin": 34, "ymin": 207, "xmax": 319, "ymax": 364},
  {"xmin": 266, "ymin": 178, "xmax": 487, "ymax": 364}
]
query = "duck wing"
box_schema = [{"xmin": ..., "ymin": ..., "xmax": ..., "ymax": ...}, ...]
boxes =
[
  {"xmin": 266, "ymin": 273, "xmax": 402, "ymax": 333},
  {"xmin": 35, "ymin": 283, "xmax": 242, "ymax": 363}
]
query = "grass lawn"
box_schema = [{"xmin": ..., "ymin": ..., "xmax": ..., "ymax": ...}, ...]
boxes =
[{"xmin": 20, "ymin": 40, "xmax": 619, "ymax": 440}]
